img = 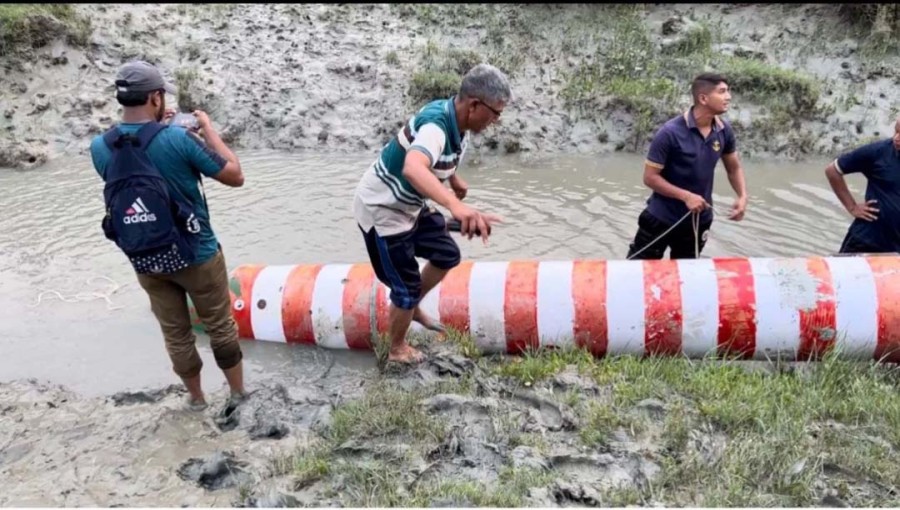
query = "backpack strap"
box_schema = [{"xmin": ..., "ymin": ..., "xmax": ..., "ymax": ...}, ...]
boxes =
[
  {"xmin": 135, "ymin": 121, "xmax": 168, "ymax": 150},
  {"xmin": 102, "ymin": 125, "xmax": 123, "ymax": 151},
  {"xmin": 101, "ymin": 122, "xmax": 168, "ymax": 152}
]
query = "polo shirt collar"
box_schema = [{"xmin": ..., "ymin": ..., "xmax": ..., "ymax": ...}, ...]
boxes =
[
  {"xmin": 446, "ymin": 95, "xmax": 463, "ymax": 148},
  {"xmin": 684, "ymin": 107, "xmax": 724, "ymax": 133}
]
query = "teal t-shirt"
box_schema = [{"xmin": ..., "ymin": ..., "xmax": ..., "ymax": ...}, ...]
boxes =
[{"xmin": 90, "ymin": 123, "xmax": 227, "ymax": 264}]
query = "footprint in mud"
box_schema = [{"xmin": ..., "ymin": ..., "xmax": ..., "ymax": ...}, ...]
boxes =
[
  {"xmin": 108, "ymin": 385, "xmax": 184, "ymax": 406},
  {"xmin": 548, "ymin": 452, "xmax": 660, "ymax": 494},
  {"xmin": 177, "ymin": 451, "xmax": 253, "ymax": 491},
  {"xmin": 213, "ymin": 384, "xmax": 331, "ymax": 440},
  {"xmin": 241, "ymin": 492, "xmax": 302, "ymax": 508},
  {"xmin": 511, "ymin": 390, "xmax": 577, "ymax": 432}
]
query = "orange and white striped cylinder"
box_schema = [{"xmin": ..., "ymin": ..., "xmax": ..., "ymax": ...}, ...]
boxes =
[{"xmin": 189, "ymin": 256, "xmax": 900, "ymax": 362}]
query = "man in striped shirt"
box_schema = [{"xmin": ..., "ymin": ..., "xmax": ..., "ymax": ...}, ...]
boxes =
[{"xmin": 353, "ymin": 63, "xmax": 510, "ymax": 363}]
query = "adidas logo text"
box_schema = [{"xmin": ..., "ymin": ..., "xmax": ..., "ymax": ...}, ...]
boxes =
[
  {"xmin": 124, "ymin": 213, "xmax": 157, "ymax": 224},
  {"xmin": 123, "ymin": 197, "xmax": 158, "ymax": 224}
]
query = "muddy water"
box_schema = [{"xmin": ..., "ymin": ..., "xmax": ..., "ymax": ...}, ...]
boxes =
[{"xmin": 0, "ymin": 150, "xmax": 859, "ymax": 396}]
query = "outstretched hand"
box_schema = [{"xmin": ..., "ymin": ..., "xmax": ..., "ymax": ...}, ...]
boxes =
[{"xmin": 448, "ymin": 203, "xmax": 502, "ymax": 244}]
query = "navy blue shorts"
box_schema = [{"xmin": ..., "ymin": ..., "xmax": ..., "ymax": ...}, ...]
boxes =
[{"xmin": 360, "ymin": 208, "xmax": 461, "ymax": 310}]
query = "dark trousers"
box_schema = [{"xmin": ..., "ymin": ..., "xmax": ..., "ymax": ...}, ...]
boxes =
[
  {"xmin": 360, "ymin": 208, "xmax": 461, "ymax": 310},
  {"xmin": 626, "ymin": 209, "xmax": 712, "ymax": 260},
  {"xmin": 136, "ymin": 249, "xmax": 242, "ymax": 379},
  {"xmin": 838, "ymin": 230, "xmax": 889, "ymax": 254}
]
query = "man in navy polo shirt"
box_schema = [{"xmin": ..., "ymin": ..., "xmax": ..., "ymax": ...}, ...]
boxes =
[
  {"xmin": 626, "ymin": 73, "xmax": 749, "ymax": 259},
  {"xmin": 825, "ymin": 118, "xmax": 900, "ymax": 254}
]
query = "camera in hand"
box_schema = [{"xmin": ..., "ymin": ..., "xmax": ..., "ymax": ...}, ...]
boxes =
[{"xmin": 169, "ymin": 112, "xmax": 200, "ymax": 131}]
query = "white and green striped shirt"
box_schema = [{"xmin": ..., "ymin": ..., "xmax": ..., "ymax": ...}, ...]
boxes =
[{"xmin": 353, "ymin": 97, "xmax": 469, "ymax": 236}]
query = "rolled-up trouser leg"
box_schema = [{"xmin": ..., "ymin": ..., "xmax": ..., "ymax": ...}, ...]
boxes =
[
  {"xmin": 137, "ymin": 272, "xmax": 204, "ymax": 379},
  {"xmin": 179, "ymin": 249, "xmax": 243, "ymax": 370}
]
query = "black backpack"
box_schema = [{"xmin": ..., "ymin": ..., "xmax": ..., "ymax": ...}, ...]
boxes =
[{"xmin": 100, "ymin": 122, "xmax": 201, "ymax": 274}]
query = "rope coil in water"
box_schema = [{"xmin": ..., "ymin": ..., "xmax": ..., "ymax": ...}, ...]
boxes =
[{"xmin": 29, "ymin": 276, "xmax": 131, "ymax": 311}]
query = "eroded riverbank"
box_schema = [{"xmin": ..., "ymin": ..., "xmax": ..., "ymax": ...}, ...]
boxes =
[{"xmin": 2, "ymin": 4, "xmax": 899, "ymax": 169}]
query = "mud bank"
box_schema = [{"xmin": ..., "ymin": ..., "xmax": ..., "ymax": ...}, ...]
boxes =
[
  {"xmin": 3, "ymin": 337, "xmax": 900, "ymax": 507},
  {"xmin": 1, "ymin": 3, "xmax": 899, "ymax": 169},
  {"xmin": 0, "ymin": 372, "xmax": 364, "ymax": 507}
]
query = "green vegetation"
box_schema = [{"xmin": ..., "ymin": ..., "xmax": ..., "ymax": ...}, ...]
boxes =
[
  {"xmin": 407, "ymin": 70, "xmax": 459, "ymax": 105},
  {"xmin": 327, "ymin": 383, "xmax": 447, "ymax": 445},
  {"xmin": 720, "ymin": 56, "xmax": 820, "ymax": 116},
  {"xmin": 0, "ymin": 4, "xmax": 91, "ymax": 56},
  {"xmin": 284, "ymin": 377, "xmax": 548, "ymax": 507},
  {"xmin": 385, "ymin": 50, "xmax": 399, "ymax": 66},
  {"xmin": 490, "ymin": 345, "xmax": 900, "ymax": 506},
  {"xmin": 559, "ymin": 5, "xmax": 823, "ymax": 152},
  {"xmin": 662, "ymin": 23, "xmax": 713, "ymax": 57},
  {"xmin": 835, "ymin": 5, "xmax": 900, "ymax": 66},
  {"xmin": 406, "ymin": 41, "xmax": 484, "ymax": 105},
  {"xmin": 561, "ymin": 6, "xmax": 684, "ymax": 151},
  {"xmin": 174, "ymin": 68, "xmax": 199, "ymax": 111},
  {"xmin": 286, "ymin": 324, "xmax": 900, "ymax": 508}
]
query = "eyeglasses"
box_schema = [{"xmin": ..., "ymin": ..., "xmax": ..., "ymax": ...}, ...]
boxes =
[{"xmin": 477, "ymin": 100, "xmax": 502, "ymax": 117}]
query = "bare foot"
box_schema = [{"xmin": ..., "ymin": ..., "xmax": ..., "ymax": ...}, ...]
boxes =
[
  {"xmin": 413, "ymin": 307, "xmax": 446, "ymax": 333},
  {"xmin": 388, "ymin": 344, "xmax": 425, "ymax": 364}
]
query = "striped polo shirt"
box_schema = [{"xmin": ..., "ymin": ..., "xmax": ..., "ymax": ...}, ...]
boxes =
[{"xmin": 353, "ymin": 96, "xmax": 469, "ymax": 236}]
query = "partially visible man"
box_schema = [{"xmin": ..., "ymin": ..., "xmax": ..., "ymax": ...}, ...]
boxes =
[
  {"xmin": 353, "ymin": 63, "xmax": 509, "ymax": 364},
  {"xmin": 626, "ymin": 73, "xmax": 749, "ymax": 259},
  {"xmin": 825, "ymin": 118, "xmax": 900, "ymax": 254},
  {"xmin": 90, "ymin": 60, "xmax": 246, "ymax": 411}
]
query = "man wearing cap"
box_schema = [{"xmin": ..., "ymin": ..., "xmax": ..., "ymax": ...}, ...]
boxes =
[{"xmin": 90, "ymin": 60, "xmax": 247, "ymax": 411}]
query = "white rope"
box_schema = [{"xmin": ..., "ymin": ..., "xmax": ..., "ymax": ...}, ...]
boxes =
[
  {"xmin": 626, "ymin": 210, "xmax": 695, "ymax": 260},
  {"xmin": 29, "ymin": 275, "xmax": 132, "ymax": 311},
  {"xmin": 693, "ymin": 208, "xmax": 701, "ymax": 259},
  {"xmin": 627, "ymin": 205, "xmax": 729, "ymax": 260}
]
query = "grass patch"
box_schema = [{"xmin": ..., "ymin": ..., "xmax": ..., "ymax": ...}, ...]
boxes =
[
  {"xmin": 719, "ymin": 56, "xmax": 820, "ymax": 117},
  {"xmin": 605, "ymin": 77, "xmax": 681, "ymax": 150},
  {"xmin": 430, "ymin": 468, "xmax": 553, "ymax": 506},
  {"xmin": 385, "ymin": 50, "xmax": 399, "ymax": 66},
  {"xmin": 859, "ymin": 32, "xmax": 900, "ymax": 63},
  {"xmin": 489, "ymin": 344, "xmax": 900, "ymax": 506},
  {"xmin": 558, "ymin": 5, "xmax": 822, "ymax": 150},
  {"xmin": 407, "ymin": 71, "xmax": 462, "ymax": 103},
  {"xmin": 560, "ymin": 6, "xmax": 684, "ymax": 150},
  {"xmin": 668, "ymin": 23, "xmax": 713, "ymax": 57},
  {"xmin": 579, "ymin": 402, "xmax": 626, "ymax": 446},
  {"xmin": 322, "ymin": 463, "xmax": 553, "ymax": 507},
  {"xmin": 174, "ymin": 68, "xmax": 200, "ymax": 111},
  {"xmin": 284, "ymin": 371, "xmax": 550, "ymax": 507},
  {"xmin": 328, "ymin": 382, "xmax": 449, "ymax": 445},
  {"xmin": 493, "ymin": 346, "xmax": 595, "ymax": 385},
  {"xmin": 406, "ymin": 42, "xmax": 484, "ymax": 105},
  {"xmin": 283, "ymin": 444, "xmax": 332, "ymax": 489},
  {"xmin": 0, "ymin": 4, "xmax": 92, "ymax": 56},
  {"xmin": 287, "ymin": 329, "xmax": 900, "ymax": 507},
  {"xmin": 443, "ymin": 328, "xmax": 482, "ymax": 360},
  {"xmin": 508, "ymin": 432, "xmax": 551, "ymax": 454},
  {"xmin": 835, "ymin": 5, "xmax": 900, "ymax": 68}
]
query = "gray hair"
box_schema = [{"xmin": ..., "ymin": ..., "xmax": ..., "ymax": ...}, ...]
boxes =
[{"xmin": 459, "ymin": 63, "xmax": 512, "ymax": 105}]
